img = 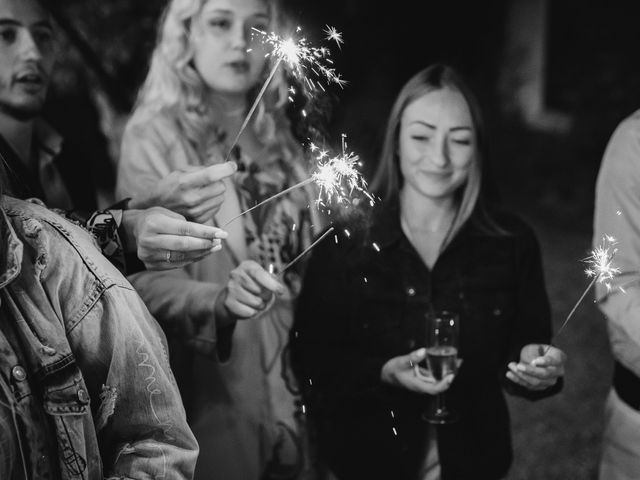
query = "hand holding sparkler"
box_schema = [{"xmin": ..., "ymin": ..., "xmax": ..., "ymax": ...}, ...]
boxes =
[
  {"xmin": 507, "ymin": 344, "xmax": 566, "ymax": 391},
  {"xmin": 215, "ymin": 260, "xmax": 286, "ymax": 324}
]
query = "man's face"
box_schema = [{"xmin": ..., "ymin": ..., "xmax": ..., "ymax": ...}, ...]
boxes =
[{"xmin": 0, "ymin": 0, "xmax": 55, "ymax": 121}]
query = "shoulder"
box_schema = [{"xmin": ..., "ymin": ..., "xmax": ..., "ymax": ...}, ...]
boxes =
[
  {"xmin": 614, "ymin": 110, "xmax": 640, "ymax": 139},
  {"xmin": 306, "ymin": 203, "xmax": 391, "ymax": 271},
  {"xmin": 2, "ymin": 197, "xmax": 128, "ymax": 289},
  {"xmin": 603, "ymin": 110, "xmax": 640, "ymax": 165},
  {"xmin": 470, "ymin": 205, "xmax": 542, "ymax": 255},
  {"xmin": 123, "ymin": 107, "xmax": 182, "ymax": 148},
  {"xmin": 486, "ymin": 206, "xmax": 536, "ymax": 235}
]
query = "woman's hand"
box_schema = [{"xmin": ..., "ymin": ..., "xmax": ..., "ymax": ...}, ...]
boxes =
[
  {"xmin": 506, "ymin": 344, "xmax": 566, "ymax": 391},
  {"xmin": 129, "ymin": 162, "xmax": 237, "ymax": 223},
  {"xmin": 128, "ymin": 207, "xmax": 228, "ymax": 270},
  {"xmin": 216, "ymin": 260, "xmax": 286, "ymax": 322},
  {"xmin": 381, "ymin": 348, "xmax": 454, "ymax": 395}
]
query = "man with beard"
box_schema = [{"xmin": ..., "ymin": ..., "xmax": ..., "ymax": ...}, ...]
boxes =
[{"xmin": 0, "ymin": 0, "xmax": 236, "ymax": 273}]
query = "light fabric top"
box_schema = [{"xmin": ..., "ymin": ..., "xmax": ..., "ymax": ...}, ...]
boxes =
[
  {"xmin": 594, "ymin": 109, "xmax": 640, "ymax": 376},
  {"xmin": 116, "ymin": 108, "xmax": 320, "ymax": 480}
]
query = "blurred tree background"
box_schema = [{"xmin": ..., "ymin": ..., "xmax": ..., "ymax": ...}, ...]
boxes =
[{"xmin": 42, "ymin": 0, "xmax": 640, "ymax": 478}]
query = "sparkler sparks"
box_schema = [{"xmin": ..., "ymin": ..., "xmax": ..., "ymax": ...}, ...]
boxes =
[
  {"xmin": 308, "ymin": 136, "xmax": 375, "ymax": 208},
  {"xmin": 541, "ymin": 235, "xmax": 620, "ymax": 355},
  {"xmin": 253, "ymin": 26, "xmax": 347, "ymax": 91},
  {"xmin": 323, "ymin": 25, "xmax": 344, "ymax": 48},
  {"xmin": 222, "ymin": 138, "xmax": 374, "ymax": 227},
  {"xmin": 224, "ymin": 25, "xmax": 346, "ymax": 162},
  {"xmin": 584, "ymin": 235, "xmax": 620, "ymax": 292}
]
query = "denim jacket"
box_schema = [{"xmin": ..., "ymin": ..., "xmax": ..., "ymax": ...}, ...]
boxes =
[
  {"xmin": 292, "ymin": 202, "xmax": 562, "ymax": 480},
  {"xmin": 0, "ymin": 196, "xmax": 198, "ymax": 480}
]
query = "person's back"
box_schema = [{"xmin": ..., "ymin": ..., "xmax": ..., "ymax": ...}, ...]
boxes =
[{"xmin": 0, "ymin": 195, "xmax": 198, "ymax": 479}]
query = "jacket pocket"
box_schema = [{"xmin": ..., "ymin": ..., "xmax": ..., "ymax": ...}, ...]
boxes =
[{"xmin": 43, "ymin": 370, "xmax": 92, "ymax": 479}]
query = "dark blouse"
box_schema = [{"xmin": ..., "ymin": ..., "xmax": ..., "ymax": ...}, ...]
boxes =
[{"xmin": 291, "ymin": 202, "xmax": 562, "ymax": 480}]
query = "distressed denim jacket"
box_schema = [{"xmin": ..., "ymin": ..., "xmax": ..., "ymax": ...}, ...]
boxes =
[{"xmin": 0, "ymin": 196, "xmax": 198, "ymax": 480}]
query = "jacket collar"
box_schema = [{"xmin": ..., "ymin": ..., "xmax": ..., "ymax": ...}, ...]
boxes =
[
  {"xmin": 367, "ymin": 197, "xmax": 480, "ymax": 255},
  {"xmin": 34, "ymin": 119, "xmax": 63, "ymax": 159},
  {"xmin": 0, "ymin": 204, "xmax": 23, "ymax": 290}
]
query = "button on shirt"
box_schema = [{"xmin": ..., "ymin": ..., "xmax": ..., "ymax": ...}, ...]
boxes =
[{"xmin": 0, "ymin": 306, "xmax": 58, "ymax": 480}]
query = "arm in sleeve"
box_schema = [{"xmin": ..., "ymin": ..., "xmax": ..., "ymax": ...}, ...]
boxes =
[
  {"xmin": 117, "ymin": 117, "xmax": 234, "ymax": 359},
  {"xmin": 594, "ymin": 114, "xmax": 640, "ymax": 376},
  {"xmin": 503, "ymin": 225, "xmax": 563, "ymax": 400},
  {"xmin": 128, "ymin": 268, "xmax": 234, "ymax": 359},
  {"xmin": 292, "ymin": 235, "xmax": 390, "ymax": 413},
  {"xmin": 116, "ymin": 119, "xmax": 174, "ymax": 201},
  {"xmin": 70, "ymin": 286, "xmax": 199, "ymax": 480}
]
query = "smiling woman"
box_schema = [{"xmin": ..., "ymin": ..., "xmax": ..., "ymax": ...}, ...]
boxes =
[{"xmin": 291, "ymin": 64, "xmax": 567, "ymax": 480}]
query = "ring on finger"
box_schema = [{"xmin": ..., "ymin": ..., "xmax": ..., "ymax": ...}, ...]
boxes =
[{"xmin": 166, "ymin": 250, "xmax": 172, "ymax": 263}]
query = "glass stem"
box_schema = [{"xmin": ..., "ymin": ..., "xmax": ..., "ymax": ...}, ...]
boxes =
[{"xmin": 436, "ymin": 392, "xmax": 446, "ymax": 414}]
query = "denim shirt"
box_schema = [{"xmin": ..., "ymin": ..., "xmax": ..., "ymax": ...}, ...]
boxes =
[
  {"xmin": 0, "ymin": 196, "xmax": 198, "ymax": 480},
  {"xmin": 292, "ymin": 202, "xmax": 562, "ymax": 480}
]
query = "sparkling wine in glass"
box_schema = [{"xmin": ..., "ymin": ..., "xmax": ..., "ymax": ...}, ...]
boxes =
[{"xmin": 421, "ymin": 310, "xmax": 459, "ymax": 424}]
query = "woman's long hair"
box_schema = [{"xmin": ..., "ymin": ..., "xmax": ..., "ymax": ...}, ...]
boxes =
[
  {"xmin": 131, "ymin": 0, "xmax": 301, "ymax": 163},
  {"xmin": 370, "ymin": 64, "xmax": 500, "ymax": 243}
]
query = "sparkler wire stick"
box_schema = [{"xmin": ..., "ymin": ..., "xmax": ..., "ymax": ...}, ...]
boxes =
[
  {"xmin": 224, "ymin": 58, "xmax": 283, "ymax": 162},
  {"xmin": 277, "ymin": 227, "xmax": 335, "ymax": 277},
  {"xmin": 540, "ymin": 236, "xmax": 619, "ymax": 357},
  {"xmin": 222, "ymin": 177, "xmax": 314, "ymax": 227},
  {"xmin": 540, "ymin": 276, "xmax": 598, "ymax": 356}
]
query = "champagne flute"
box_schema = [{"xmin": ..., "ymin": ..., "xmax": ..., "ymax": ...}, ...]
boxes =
[{"xmin": 421, "ymin": 310, "xmax": 459, "ymax": 424}]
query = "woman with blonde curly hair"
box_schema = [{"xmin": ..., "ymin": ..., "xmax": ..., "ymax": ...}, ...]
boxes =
[{"xmin": 117, "ymin": 0, "xmax": 320, "ymax": 478}]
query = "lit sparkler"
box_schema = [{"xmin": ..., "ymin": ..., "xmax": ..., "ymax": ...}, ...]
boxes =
[
  {"xmin": 541, "ymin": 235, "xmax": 620, "ymax": 355},
  {"xmin": 223, "ymin": 136, "xmax": 374, "ymax": 227},
  {"xmin": 224, "ymin": 25, "xmax": 345, "ymax": 162}
]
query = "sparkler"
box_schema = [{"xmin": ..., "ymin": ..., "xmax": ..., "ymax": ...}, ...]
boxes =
[
  {"xmin": 276, "ymin": 227, "xmax": 335, "ymax": 278},
  {"xmin": 222, "ymin": 136, "xmax": 373, "ymax": 227},
  {"xmin": 540, "ymin": 235, "xmax": 620, "ymax": 356},
  {"xmin": 224, "ymin": 26, "xmax": 345, "ymax": 162}
]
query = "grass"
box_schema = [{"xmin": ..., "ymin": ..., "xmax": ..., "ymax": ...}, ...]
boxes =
[{"xmin": 505, "ymin": 216, "xmax": 612, "ymax": 480}]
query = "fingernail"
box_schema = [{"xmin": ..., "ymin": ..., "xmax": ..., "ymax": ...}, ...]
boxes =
[
  {"xmin": 215, "ymin": 230, "xmax": 228, "ymax": 239},
  {"xmin": 416, "ymin": 348, "xmax": 426, "ymax": 356},
  {"xmin": 516, "ymin": 364, "xmax": 527, "ymax": 372},
  {"xmin": 228, "ymin": 161, "xmax": 238, "ymax": 172},
  {"xmin": 211, "ymin": 244, "xmax": 222, "ymax": 252}
]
